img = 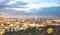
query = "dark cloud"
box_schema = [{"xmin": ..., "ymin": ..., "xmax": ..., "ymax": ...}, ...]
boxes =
[
  {"xmin": 29, "ymin": 6, "xmax": 60, "ymax": 18},
  {"xmin": 0, "ymin": 0, "xmax": 9, "ymax": 9},
  {"xmin": 0, "ymin": 5, "xmax": 8, "ymax": 8},
  {"xmin": 17, "ymin": 1, "xmax": 28, "ymax": 6},
  {"xmin": 11, "ymin": 1, "xmax": 28, "ymax": 8},
  {"xmin": 0, "ymin": 0, "xmax": 60, "ymax": 18},
  {"xmin": 0, "ymin": 6, "xmax": 60, "ymax": 18},
  {"xmin": 0, "ymin": 0, "xmax": 28, "ymax": 9}
]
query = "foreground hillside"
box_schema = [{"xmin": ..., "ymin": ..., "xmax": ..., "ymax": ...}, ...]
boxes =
[{"xmin": 4, "ymin": 25, "xmax": 60, "ymax": 35}]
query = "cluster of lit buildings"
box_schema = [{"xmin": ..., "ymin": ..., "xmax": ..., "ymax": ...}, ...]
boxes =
[{"xmin": 0, "ymin": 17, "xmax": 60, "ymax": 35}]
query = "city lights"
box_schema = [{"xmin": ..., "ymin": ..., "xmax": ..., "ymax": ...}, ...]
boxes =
[{"xmin": 0, "ymin": 17, "xmax": 60, "ymax": 35}]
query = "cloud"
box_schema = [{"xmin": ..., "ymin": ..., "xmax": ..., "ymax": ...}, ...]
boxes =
[
  {"xmin": 0, "ymin": 5, "xmax": 8, "ymax": 9},
  {"xmin": 28, "ymin": 6, "xmax": 60, "ymax": 17},
  {"xmin": 0, "ymin": 0, "xmax": 60, "ymax": 18},
  {"xmin": 7, "ymin": 0, "xmax": 21, "ymax": 5}
]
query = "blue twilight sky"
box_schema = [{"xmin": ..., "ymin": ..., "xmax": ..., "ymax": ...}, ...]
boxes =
[{"xmin": 0, "ymin": 0, "xmax": 60, "ymax": 18}]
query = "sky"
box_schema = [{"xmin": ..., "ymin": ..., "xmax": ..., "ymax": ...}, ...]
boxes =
[{"xmin": 0, "ymin": 0, "xmax": 60, "ymax": 18}]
